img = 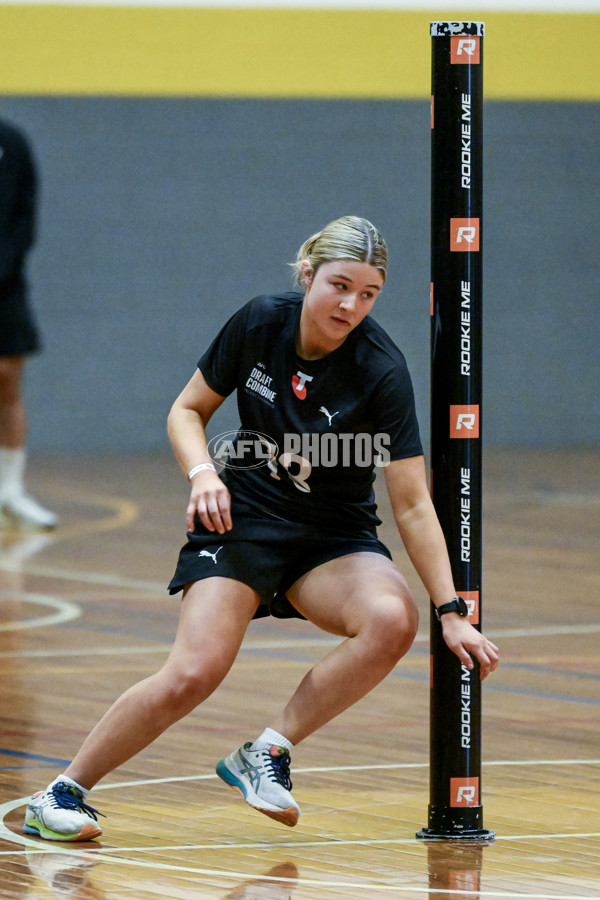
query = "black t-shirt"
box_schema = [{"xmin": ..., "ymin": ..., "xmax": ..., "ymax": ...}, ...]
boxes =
[
  {"xmin": 0, "ymin": 119, "xmax": 36, "ymax": 292},
  {"xmin": 198, "ymin": 292, "xmax": 423, "ymax": 530}
]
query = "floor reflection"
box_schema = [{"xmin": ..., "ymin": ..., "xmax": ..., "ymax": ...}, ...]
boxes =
[
  {"xmin": 222, "ymin": 861, "xmax": 299, "ymax": 900},
  {"xmin": 426, "ymin": 841, "xmax": 485, "ymax": 898},
  {"xmin": 25, "ymin": 848, "xmax": 105, "ymax": 899}
]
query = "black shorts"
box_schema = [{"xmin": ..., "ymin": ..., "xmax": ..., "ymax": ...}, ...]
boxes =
[
  {"xmin": 168, "ymin": 496, "xmax": 393, "ymax": 620},
  {"xmin": 0, "ymin": 281, "xmax": 41, "ymax": 357}
]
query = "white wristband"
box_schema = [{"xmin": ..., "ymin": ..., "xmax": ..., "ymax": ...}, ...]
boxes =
[{"xmin": 188, "ymin": 463, "xmax": 216, "ymax": 480}]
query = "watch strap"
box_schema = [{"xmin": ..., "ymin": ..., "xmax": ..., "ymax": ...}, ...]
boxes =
[{"xmin": 434, "ymin": 596, "xmax": 468, "ymax": 620}]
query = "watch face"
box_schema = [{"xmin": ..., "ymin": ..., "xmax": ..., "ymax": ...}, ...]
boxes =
[{"xmin": 456, "ymin": 596, "xmax": 469, "ymax": 616}]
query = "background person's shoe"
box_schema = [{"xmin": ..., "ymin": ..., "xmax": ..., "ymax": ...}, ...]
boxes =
[{"xmin": 2, "ymin": 492, "xmax": 58, "ymax": 529}]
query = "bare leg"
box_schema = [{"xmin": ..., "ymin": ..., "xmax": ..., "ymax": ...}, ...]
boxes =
[
  {"xmin": 0, "ymin": 356, "xmax": 26, "ymax": 448},
  {"xmin": 0, "ymin": 355, "xmax": 58, "ymax": 528},
  {"xmin": 271, "ymin": 553, "xmax": 419, "ymax": 745},
  {"xmin": 65, "ymin": 578, "xmax": 259, "ymax": 789}
]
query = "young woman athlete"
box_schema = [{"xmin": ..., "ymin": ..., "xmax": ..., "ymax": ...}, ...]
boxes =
[{"xmin": 24, "ymin": 216, "xmax": 499, "ymax": 841}]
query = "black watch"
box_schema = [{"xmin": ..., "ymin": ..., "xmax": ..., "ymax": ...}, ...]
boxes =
[{"xmin": 434, "ymin": 596, "xmax": 469, "ymax": 620}]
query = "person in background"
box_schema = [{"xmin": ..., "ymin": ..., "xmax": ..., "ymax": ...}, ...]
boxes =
[{"xmin": 0, "ymin": 117, "xmax": 57, "ymax": 529}]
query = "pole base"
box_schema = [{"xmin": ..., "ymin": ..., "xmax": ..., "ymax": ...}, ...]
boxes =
[{"xmin": 416, "ymin": 827, "xmax": 495, "ymax": 842}]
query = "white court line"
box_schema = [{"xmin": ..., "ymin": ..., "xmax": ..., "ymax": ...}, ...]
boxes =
[
  {"xmin": 11, "ymin": 834, "xmax": 600, "ymax": 900},
  {"xmin": 0, "ymin": 593, "xmax": 81, "ymax": 631},
  {"xmin": 0, "ymin": 643, "xmax": 173, "ymax": 659},
  {"xmin": 0, "ymin": 560, "xmax": 164, "ymax": 594},
  {"xmin": 11, "ymin": 849, "xmax": 600, "ymax": 900},
  {"xmin": 2, "ymin": 760, "xmax": 599, "ymax": 838},
  {"xmin": 3, "ymin": 804, "xmax": 600, "ymax": 900},
  {"xmin": 2, "ymin": 622, "xmax": 600, "ymax": 658},
  {"xmin": 1, "ymin": 561, "xmax": 599, "ymax": 643},
  {"xmin": 29, "ymin": 757, "xmax": 588, "ymax": 796},
  {"xmin": 3, "ymin": 827, "xmax": 600, "ymax": 900},
  {"xmin": 0, "ymin": 636, "xmax": 340, "ymax": 659},
  {"xmin": 2, "ymin": 761, "xmax": 599, "ymax": 899},
  {"xmin": 484, "ymin": 623, "xmax": 600, "ymax": 639}
]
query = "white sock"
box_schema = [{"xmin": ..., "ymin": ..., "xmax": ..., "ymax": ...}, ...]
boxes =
[
  {"xmin": 50, "ymin": 774, "xmax": 90, "ymax": 798},
  {"xmin": 251, "ymin": 727, "xmax": 293, "ymax": 752},
  {"xmin": 0, "ymin": 447, "xmax": 26, "ymax": 501}
]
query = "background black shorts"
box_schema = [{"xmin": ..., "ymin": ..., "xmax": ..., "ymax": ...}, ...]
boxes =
[
  {"xmin": 168, "ymin": 497, "xmax": 393, "ymax": 620},
  {"xmin": 0, "ymin": 283, "xmax": 41, "ymax": 357}
]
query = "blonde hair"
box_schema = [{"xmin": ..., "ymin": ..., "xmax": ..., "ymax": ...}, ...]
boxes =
[{"xmin": 290, "ymin": 216, "xmax": 388, "ymax": 287}]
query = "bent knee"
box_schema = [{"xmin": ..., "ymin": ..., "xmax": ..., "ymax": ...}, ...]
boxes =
[
  {"xmin": 365, "ymin": 593, "xmax": 419, "ymax": 660},
  {"xmin": 159, "ymin": 660, "xmax": 224, "ymax": 712}
]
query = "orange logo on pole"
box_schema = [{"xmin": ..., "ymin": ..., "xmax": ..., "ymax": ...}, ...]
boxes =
[
  {"xmin": 458, "ymin": 591, "xmax": 480, "ymax": 625},
  {"xmin": 450, "ymin": 404, "xmax": 480, "ymax": 439},
  {"xmin": 451, "ymin": 36, "xmax": 481, "ymax": 64},
  {"xmin": 450, "ymin": 218, "xmax": 480, "ymax": 251},
  {"xmin": 450, "ymin": 777, "xmax": 479, "ymax": 807}
]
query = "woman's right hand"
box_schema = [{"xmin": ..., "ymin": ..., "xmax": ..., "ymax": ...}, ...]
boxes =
[{"xmin": 186, "ymin": 470, "xmax": 232, "ymax": 534}]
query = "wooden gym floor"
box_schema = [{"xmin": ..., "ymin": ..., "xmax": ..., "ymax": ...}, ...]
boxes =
[{"xmin": 0, "ymin": 449, "xmax": 598, "ymax": 899}]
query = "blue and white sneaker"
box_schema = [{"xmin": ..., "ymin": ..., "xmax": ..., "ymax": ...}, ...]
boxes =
[
  {"xmin": 24, "ymin": 778, "xmax": 104, "ymax": 842},
  {"xmin": 216, "ymin": 742, "xmax": 301, "ymax": 827}
]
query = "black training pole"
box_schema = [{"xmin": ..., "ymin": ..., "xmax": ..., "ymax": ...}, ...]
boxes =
[{"xmin": 416, "ymin": 21, "xmax": 494, "ymax": 842}]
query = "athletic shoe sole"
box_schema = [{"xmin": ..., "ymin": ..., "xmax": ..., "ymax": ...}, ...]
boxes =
[{"xmin": 23, "ymin": 818, "xmax": 102, "ymax": 842}]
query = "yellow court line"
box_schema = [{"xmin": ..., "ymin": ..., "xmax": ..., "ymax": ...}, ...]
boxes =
[
  {"xmin": 0, "ymin": 492, "xmax": 138, "ymax": 553},
  {"xmin": 0, "ymin": 489, "xmax": 139, "ymax": 572},
  {"xmin": 49, "ymin": 492, "xmax": 140, "ymax": 542},
  {"xmin": 0, "ymin": 491, "xmax": 140, "ymax": 630}
]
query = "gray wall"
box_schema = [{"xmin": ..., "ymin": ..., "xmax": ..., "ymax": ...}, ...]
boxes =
[{"xmin": 1, "ymin": 97, "xmax": 598, "ymax": 453}]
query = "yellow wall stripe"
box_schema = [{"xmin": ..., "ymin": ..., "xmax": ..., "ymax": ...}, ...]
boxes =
[{"xmin": 1, "ymin": 6, "xmax": 599, "ymax": 100}]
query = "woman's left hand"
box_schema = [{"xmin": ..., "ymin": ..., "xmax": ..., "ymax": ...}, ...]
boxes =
[{"xmin": 440, "ymin": 615, "xmax": 499, "ymax": 680}]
